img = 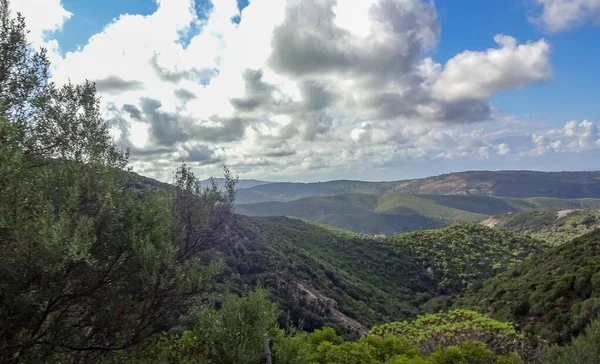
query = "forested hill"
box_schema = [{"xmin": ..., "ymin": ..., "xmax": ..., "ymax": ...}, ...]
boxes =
[
  {"xmin": 212, "ymin": 217, "xmax": 545, "ymax": 335},
  {"xmin": 481, "ymin": 209, "xmax": 600, "ymax": 245},
  {"xmin": 236, "ymin": 192, "xmax": 600, "ymax": 235},
  {"xmin": 234, "ymin": 170, "xmax": 600, "ymax": 204},
  {"xmin": 456, "ymin": 229, "xmax": 600, "ymax": 344}
]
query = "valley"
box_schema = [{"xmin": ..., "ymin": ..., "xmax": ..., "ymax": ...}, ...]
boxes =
[{"xmin": 234, "ymin": 173, "xmax": 600, "ymax": 235}]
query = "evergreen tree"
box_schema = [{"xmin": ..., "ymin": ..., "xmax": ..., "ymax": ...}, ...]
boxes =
[{"xmin": 0, "ymin": 1, "xmax": 236, "ymax": 362}]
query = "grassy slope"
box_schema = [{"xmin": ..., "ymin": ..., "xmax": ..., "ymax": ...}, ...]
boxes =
[
  {"xmin": 455, "ymin": 229, "xmax": 600, "ymax": 344},
  {"xmin": 214, "ymin": 217, "xmax": 545, "ymax": 336},
  {"xmin": 484, "ymin": 209, "xmax": 600, "ymax": 245}
]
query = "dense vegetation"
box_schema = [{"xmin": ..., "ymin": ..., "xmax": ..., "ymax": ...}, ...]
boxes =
[
  {"xmin": 541, "ymin": 316, "xmax": 600, "ymax": 363},
  {"xmin": 483, "ymin": 209, "xmax": 600, "ymax": 245},
  {"xmin": 456, "ymin": 229, "xmax": 600, "ymax": 344},
  {"xmin": 386, "ymin": 223, "xmax": 546, "ymax": 295},
  {"xmin": 212, "ymin": 215, "xmax": 433, "ymax": 335},
  {"xmin": 103, "ymin": 293, "xmax": 532, "ymax": 364},
  {"xmin": 0, "ymin": 4, "xmax": 237, "ymax": 361},
  {"xmin": 204, "ymin": 217, "xmax": 550, "ymax": 336},
  {"xmin": 237, "ymin": 192, "xmax": 600, "ymax": 235},
  {"xmin": 370, "ymin": 310, "xmax": 544, "ymax": 361}
]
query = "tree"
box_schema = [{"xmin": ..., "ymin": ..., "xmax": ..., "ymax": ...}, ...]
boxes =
[
  {"xmin": 103, "ymin": 290, "xmax": 280, "ymax": 364},
  {"xmin": 541, "ymin": 317, "xmax": 600, "ymax": 364},
  {"xmin": 0, "ymin": 1, "xmax": 237, "ymax": 361}
]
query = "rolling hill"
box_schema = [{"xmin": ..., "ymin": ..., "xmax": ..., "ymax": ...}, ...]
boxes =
[
  {"xmin": 201, "ymin": 177, "xmax": 272, "ymax": 190},
  {"xmin": 481, "ymin": 209, "xmax": 600, "ymax": 245},
  {"xmin": 386, "ymin": 223, "xmax": 547, "ymax": 294},
  {"xmin": 455, "ymin": 229, "xmax": 600, "ymax": 344},
  {"xmin": 236, "ymin": 192, "xmax": 600, "ymax": 235},
  {"xmin": 212, "ymin": 217, "xmax": 545, "ymax": 336},
  {"xmin": 234, "ymin": 170, "xmax": 600, "ymax": 204}
]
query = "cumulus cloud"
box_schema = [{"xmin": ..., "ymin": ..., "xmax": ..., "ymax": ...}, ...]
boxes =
[
  {"xmin": 19, "ymin": 0, "xmax": 566, "ymax": 180},
  {"xmin": 9, "ymin": 0, "xmax": 71, "ymax": 65},
  {"xmin": 527, "ymin": 120, "xmax": 600, "ymax": 155},
  {"xmin": 531, "ymin": 0, "xmax": 600, "ymax": 32},
  {"xmin": 431, "ymin": 35, "xmax": 551, "ymax": 101}
]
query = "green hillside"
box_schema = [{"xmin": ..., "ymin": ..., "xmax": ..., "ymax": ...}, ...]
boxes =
[
  {"xmin": 212, "ymin": 217, "xmax": 544, "ymax": 336},
  {"xmin": 387, "ymin": 223, "xmax": 546, "ymax": 295},
  {"xmin": 456, "ymin": 229, "xmax": 600, "ymax": 344},
  {"xmin": 215, "ymin": 215, "xmax": 432, "ymax": 335},
  {"xmin": 482, "ymin": 209, "xmax": 600, "ymax": 245},
  {"xmin": 236, "ymin": 191, "xmax": 600, "ymax": 236}
]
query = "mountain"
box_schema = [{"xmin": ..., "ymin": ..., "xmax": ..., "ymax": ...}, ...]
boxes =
[
  {"xmin": 234, "ymin": 170, "xmax": 600, "ymax": 204},
  {"xmin": 481, "ymin": 209, "xmax": 600, "ymax": 245},
  {"xmin": 201, "ymin": 178, "xmax": 272, "ymax": 190},
  {"xmin": 213, "ymin": 217, "xmax": 545, "ymax": 336},
  {"xmin": 455, "ymin": 229, "xmax": 600, "ymax": 344},
  {"xmin": 236, "ymin": 191, "xmax": 600, "ymax": 235}
]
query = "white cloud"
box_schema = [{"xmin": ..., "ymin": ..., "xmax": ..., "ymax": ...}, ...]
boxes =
[
  {"xmin": 9, "ymin": 0, "xmax": 72, "ymax": 65},
  {"xmin": 431, "ymin": 35, "xmax": 551, "ymax": 101},
  {"xmin": 527, "ymin": 120, "xmax": 600, "ymax": 155},
  {"xmin": 532, "ymin": 0, "xmax": 600, "ymax": 32},
  {"xmin": 10, "ymin": 0, "xmax": 575, "ymax": 181},
  {"xmin": 497, "ymin": 143, "xmax": 511, "ymax": 155}
]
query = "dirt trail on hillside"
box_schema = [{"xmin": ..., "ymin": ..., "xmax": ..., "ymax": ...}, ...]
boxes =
[
  {"xmin": 556, "ymin": 209, "xmax": 578, "ymax": 219},
  {"xmin": 480, "ymin": 217, "xmax": 500, "ymax": 228}
]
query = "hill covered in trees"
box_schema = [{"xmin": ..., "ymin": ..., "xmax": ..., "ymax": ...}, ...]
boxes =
[
  {"xmin": 387, "ymin": 223, "xmax": 546, "ymax": 295},
  {"xmin": 236, "ymin": 192, "xmax": 600, "ymax": 235},
  {"xmin": 207, "ymin": 217, "xmax": 546, "ymax": 336},
  {"xmin": 482, "ymin": 209, "xmax": 600, "ymax": 245},
  {"xmin": 456, "ymin": 229, "xmax": 600, "ymax": 344}
]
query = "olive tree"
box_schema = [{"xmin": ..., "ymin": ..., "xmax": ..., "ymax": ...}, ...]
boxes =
[{"xmin": 0, "ymin": 1, "xmax": 236, "ymax": 362}]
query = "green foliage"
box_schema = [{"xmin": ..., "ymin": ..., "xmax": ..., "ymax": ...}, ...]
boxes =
[
  {"xmin": 370, "ymin": 310, "xmax": 522, "ymax": 339},
  {"xmin": 370, "ymin": 310, "xmax": 542, "ymax": 361},
  {"xmin": 456, "ymin": 229, "xmax": 600, "ymax": 344},
  {"xmin": 203, "ymin": 216, "xmax": 548, "ymax": 337},
  {"xmin": 387, "ymin": 223, "xmax": 546, "ymax": 293},
  {"xmin": 540, "ymin": 316, "xmax": 600, "ymax": 364},
  {"xmin": 212, "ymin": 215, "xmax": 434, "ymax": 336},
  {"xmin": 274, "ymin": 328, "xmax": 524, "ymax": 364},
  {"xmin": 487, "ymin": 209, "xmax": 600, "ymax": 245},
  {"xmin": 106, "ymin": 300, "xmax": 526, "ymax": 364},
  {"xmin": 105, "ymin": 290, "xmax": 278, "ymax": 364},
  {"xmin": 0, "ymin": 4, "xmax": 236, "ymax": 362}
]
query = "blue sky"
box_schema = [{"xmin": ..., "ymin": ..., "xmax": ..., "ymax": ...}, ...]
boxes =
[
  {"xmin": 11, "ymin": 0, "xmax": 600, "ymax": 182},
  {"xmin": 438, "ymin": 0, "xmax": 600, "ymax": 125}
]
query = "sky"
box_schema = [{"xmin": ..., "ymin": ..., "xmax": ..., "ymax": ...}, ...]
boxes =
[{"xmin": 8, "ymin": 0, "xmax": 600, "ymax": 182}]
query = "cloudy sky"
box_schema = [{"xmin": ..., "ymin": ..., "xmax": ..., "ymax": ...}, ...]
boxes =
[{"xmin": 10, "ymin": 0, "xmax": 600, "ymax": 182}]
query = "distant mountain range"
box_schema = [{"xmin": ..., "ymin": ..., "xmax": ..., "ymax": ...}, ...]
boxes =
[
  {"xmin": 232, "ymin": 170, "xmax": 600, "ymax": 204},
  {"xmin": 235, "ymin": 192, "xmax": 600, "ymax": 235},
  {"xmin": 200, "ymin": 178, "xmax": 272, "ymax": 190},
  {"xmin": 226, "ymin": 170, "xmax": 600, "ymax": 235}
]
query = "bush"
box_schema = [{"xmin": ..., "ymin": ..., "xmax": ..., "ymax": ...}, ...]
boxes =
[
  {"xmin": 541, "ymin": 317, "xmax": 600, "ymax": 364},
  {"xmin": 105, "ymin": 290, "xmax": 280, "ymax": 364},
  {"xmin": 370, "ymin": 310, "xmax": 544, "ymax": 362}
]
